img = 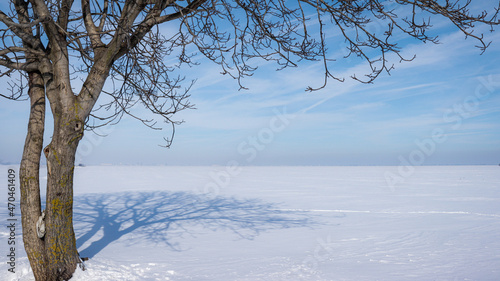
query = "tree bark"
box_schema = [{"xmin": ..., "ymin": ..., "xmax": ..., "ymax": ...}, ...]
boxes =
[
  {"xmin": 20, "ymin": 68, "xmax": 85, "ymax": 280},
  {"xmin": 40, "ymin": 65, "xmax": 85, "ymax": 279},
  {"xmin": 43, "ymin": 109, "xmax": 82, "ymax": 279},
  {"xmin": 19, "ymin": 71, "xmax": 47, "ymax": 281}
]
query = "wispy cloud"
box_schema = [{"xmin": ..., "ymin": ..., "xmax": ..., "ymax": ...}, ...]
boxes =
[{"xmin": 2, "ymin": 7, "xmax": 499, "ymax": 165}]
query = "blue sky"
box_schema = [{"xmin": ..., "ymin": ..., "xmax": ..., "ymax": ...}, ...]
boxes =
[{"xmin": 1, "ymin": 2, "xmax": 500, "ymax": 166}]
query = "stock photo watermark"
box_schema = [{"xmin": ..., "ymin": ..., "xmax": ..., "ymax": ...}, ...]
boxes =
[
  {"xmin": 198, "ymin": 107, "xmax": 296, "ymax": 196},
  {"xmin": 6, "ymin": 168, "xmax": 17, "ymax": 274},
  {"xmin": 75, "ymin": 124, "xmax": 115, "ymax": 165},
  {"xmin": 299, "ymin": 234, "xmax": 336, "ymax": 274},
  {"xmin": 385, "ymin": 74, "xmax": 500, "ymax": 190}
]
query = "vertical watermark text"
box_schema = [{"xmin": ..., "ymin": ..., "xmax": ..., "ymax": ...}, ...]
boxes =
[{"xmin": 6, "ymin": 168, "xmax": 17, "ymax": 274}]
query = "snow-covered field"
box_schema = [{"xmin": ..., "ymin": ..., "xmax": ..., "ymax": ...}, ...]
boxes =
[{"xmin": 1, "ymin": 165, "xmax": 500, "ymax": 280}]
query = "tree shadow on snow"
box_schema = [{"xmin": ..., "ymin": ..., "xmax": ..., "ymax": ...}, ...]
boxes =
[{"xmin": 73, "ymin": 191, "xmax": 312, "ymax": 258}]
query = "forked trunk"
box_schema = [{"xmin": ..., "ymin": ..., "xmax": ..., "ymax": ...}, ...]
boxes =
[{"xmin": 20, "ymin": 71, "xmax": 85, "ymax": 280}]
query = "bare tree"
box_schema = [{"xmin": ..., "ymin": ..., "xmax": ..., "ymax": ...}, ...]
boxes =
[{"xmin": 0, "ymin": 0, "xmax": 498, "ymax": 280}]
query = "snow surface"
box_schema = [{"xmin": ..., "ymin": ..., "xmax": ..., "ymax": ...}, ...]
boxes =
[{"xmin": 1, "ymin": 165, "xmax": 500, "ymax": 280}]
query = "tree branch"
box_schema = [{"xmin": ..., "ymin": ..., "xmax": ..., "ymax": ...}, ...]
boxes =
[
  {"xmin": 0, "ymin": 11, "xmax": 44, "ymax": 29},
  {"xmin": 0, "ymin": 10, "xmax": 44, "ymax": 50},
  {"xmin": 116, "ymin": 0, "xmax": 207, "ymax": 59},
  {"xmin": 0, "ymin": 58, "xmax": 39, "ymax": 72},
  {"xmin": 82, "ymin": 0, "xmax": 105, "ymax": 50},
  {"xmin": 29, "ymin": 0, "xmax": 66, "ymax": 55},
  {"xmin": 0, "ymin": 46, "xmax": 45, "ymax": 57},
  {"xmin": 57, "ymin": 0, "xmax": 76, "ymax": 30}
]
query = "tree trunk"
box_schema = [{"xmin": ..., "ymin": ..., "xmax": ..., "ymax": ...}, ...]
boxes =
[
  {"xmin": 21, "ymin": 69, "xmax": 84, "ymax": 280},
  {"xmin": 42, "ymin": 80, "xmax": 85, "ymax": 279},
  {"xmin": 20, "ymin": 71, "xmax": 48, "ymax": 281},
  {"xmin": 43, "ymin": 110, "xmax": 82, "ymax": 279},
  {"xmin": 17, "ymin": 4, "xmax": 109, "ymax": 277}
]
